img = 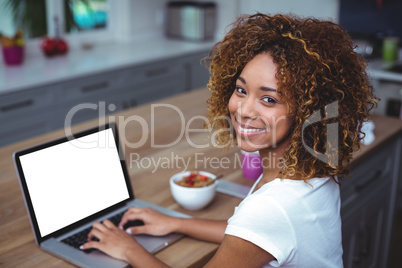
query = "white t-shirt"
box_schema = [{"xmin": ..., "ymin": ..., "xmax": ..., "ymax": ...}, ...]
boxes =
[{"xmin": 225, "ymin": 176, "xmax": 343, "ymax": 267}]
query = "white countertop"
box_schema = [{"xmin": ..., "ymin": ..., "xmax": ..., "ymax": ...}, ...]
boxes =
[
  {"xmin": 367, "ymin": 58, "xmax": 402, "ymax": 83},
  {"xmin": 0, "ymin": 37, "xmax": 216, "ymax": 94},
  {"xmin": 1, "ymin": 38, "xmax": 401, "ymax": 95}
]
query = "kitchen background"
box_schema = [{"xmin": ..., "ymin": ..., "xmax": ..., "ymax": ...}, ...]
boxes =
[
  {"xmin": 0, "ymin": 0, "xmax": 340, "ymax": 52},
  {"xmin": 0, "ymin": 0, "xmax": 401, "ymax": 267}
]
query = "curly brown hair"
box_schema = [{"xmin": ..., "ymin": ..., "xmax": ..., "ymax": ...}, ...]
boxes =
[{"xmin": 205, "ymin": 13, "xmax": 378, "ymax": 180}]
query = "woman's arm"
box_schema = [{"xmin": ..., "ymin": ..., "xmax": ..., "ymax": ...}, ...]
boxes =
[
  {"xmin": 81, "ymin": 219, "xmax": 273, "ymax": 268},
  {"xmin": 119, "ymin": 207, "xmax": 227, "ymax": 243},
  {"xmin": 205, "ymin": 234, "xmax": 275, "ymax": 267},
  {"xmin": 172, "ymin": 217, "xmax": 227, "ymax": 243}
]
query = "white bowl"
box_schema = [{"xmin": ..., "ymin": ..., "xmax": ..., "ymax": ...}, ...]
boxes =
[{"xmin": 170, "ymin": 171, "xmax": 218, "ymax": 211}]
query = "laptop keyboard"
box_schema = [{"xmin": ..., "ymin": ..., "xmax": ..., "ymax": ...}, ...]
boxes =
[{"xmin": 61, "ymin": 210, "xmax": 144, "ymax": 253}]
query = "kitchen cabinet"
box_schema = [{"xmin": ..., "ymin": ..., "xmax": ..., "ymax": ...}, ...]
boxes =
[
  {"xmin": 181, "ymin": 51, "xmax": 211, "ymax": 90},
  {"xmin": 0, "ymin": 51, "xmax": 210, "ymax": 146},
  {"xmin": 342, "ymin": 188, "xmax": 388, "ymax": 268},
  {"xmin": 340, "ymin": 132, "xmax": 402, "ymax": 268},
  {"xmin": 372, "ymin": 79, "xmax": 402, "ymax": 116},
  {"xmin": 0, "ymin": 84, "xmax": 57, "ymax": 145}
]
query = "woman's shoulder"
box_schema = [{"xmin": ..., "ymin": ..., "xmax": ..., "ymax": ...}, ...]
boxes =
[
  {"xmin": 254, "ymin": 176, "xmax": 334, "ymax": 195},
  {"xmin": 246, "ymin": 177, "xmax": 338, "ymax": 209}
]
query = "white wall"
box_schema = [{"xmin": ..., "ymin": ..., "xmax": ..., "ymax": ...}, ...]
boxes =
[
  {"xmin": 238, "ymin": 0, "xmax": 339, "ymax": 21},
  {"xmin": 216, "ymin": 0, "xmax": 340, "ymax": 37},
  {"xmin": 126, "ymin": 0, "xmax": 166, "ymax": 37},
  {"xmin": 213, "ymin": 0, "xmax": 241, "ymax": 38},
  {"xmin": 0, "ymin": 0, "xmax": 341, "ymax": 46},
  {"xmin": 114, "ymin": 0, "xmax": 170, "ymax": 42},
  {"xmin": 0, "ymin": 4, "xmax": 16, "ymax": 37},
  {"xmin": 118, "ymin": 0, "xmax": 340, "ymax": 41}
]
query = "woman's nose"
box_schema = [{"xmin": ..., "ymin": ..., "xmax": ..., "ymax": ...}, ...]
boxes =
[{"xmin": 237, "ymin": 97, "xmax": 258, "ymax": 120}]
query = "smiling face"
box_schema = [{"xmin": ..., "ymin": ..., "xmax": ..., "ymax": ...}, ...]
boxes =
[{"xmin": 228, "ymin": 53, "xmax": 294, "ymax": 154}]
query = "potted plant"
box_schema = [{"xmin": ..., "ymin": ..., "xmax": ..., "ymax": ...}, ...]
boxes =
[{"xmin": 0, "ymin": 30, "xmax": 25, "ymax": 65}]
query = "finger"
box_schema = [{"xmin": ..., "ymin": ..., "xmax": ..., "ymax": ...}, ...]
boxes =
[
  {"xmin": 80, "ymin": 240, "xmax": 99, "ymax": 251},
  {"xmin": 103, "ymin": 219, "xmax": 117, "ymax": 229},
  {"xmin": 119, "ymin": 209, "xmax": 135, "ymax": 228},
  {"xmin": 127, "ymin": 207, "xmax": 144, "ymax": 213},
  {"xmin": 126, "ymin": 225, "xmax": 148, "ymax": 235},
  {"xmin": 119, "ymin": 208, "xmax": 145, "ymax": 228},
  {"xmin": 92, "ymin": 221, "xmax": 109, "ymax": 232},
  {"xmin": 88, "ymin": 227, "xmax": 103, "ymax": 241},
  {"xmin": 87, "ymin": 222, "xmax": 106, "ymax": 240}
]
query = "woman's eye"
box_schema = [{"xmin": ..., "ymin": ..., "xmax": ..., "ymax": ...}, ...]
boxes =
[
  {"xmin": 235, "ymin": 86, "xmax": 246, "ymax": 95},
  {"xmin": 262, "ymin": 96, "xmax": 277, "ymax": 104}
]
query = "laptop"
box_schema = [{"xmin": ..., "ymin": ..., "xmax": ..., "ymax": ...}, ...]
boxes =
[{"xmin": 13, "ymin": 122, "xmax": 190, "ymax": 268}]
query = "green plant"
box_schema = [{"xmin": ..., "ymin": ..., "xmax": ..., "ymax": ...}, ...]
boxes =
[
  {"xmin": 2, "ymin": 0, "xmax": 91, "ymax": 38},
  {"xmin": 3, "ymin": 0, "xmax": 48, "ymax": 38}
]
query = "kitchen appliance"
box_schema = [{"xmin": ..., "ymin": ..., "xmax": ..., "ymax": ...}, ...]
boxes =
[{"xmin": 166, "ymin": 1, "xmax": 217, "ymax": 41}]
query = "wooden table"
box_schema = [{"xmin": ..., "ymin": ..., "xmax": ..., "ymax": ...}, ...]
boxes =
[
  {"xmin": 1, "ymin": 88, "xmax": 401, "ymax": 267},
  {"xmin": 0, "ymin": 88, "xmax": 253, "ymax": 267}
]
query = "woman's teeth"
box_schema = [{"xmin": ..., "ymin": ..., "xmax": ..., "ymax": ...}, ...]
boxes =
[{"xmin": 239, "ymin": 125, "xmax": 264, "ymax": 133}]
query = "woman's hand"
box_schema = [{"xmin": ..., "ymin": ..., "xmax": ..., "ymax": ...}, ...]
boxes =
[
  {"xmin": 80, "ymin": 219, "xmax": 145, "ymax": 262},
  {"xmin": 119, "ymin": 207, "xmax": 178, "ymax": 236},
  {"xmin": 81, "ymin": 219, "xmax": 169, "ymax": 267}
]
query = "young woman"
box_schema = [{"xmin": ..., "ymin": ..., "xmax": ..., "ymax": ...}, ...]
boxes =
[{"xmin": 81, "ymin": 13, "xmax": 377, "ymax": 267}]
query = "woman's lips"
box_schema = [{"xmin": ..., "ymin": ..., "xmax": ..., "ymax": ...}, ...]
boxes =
[{"xmin": 236, "ymin": 120, "xmax": 266, "ymax": 137}]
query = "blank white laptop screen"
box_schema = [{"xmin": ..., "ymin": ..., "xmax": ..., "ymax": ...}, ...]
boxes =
[{"xmin": 19, "ymin": 128, "xmax": 130, "ymax": 237}]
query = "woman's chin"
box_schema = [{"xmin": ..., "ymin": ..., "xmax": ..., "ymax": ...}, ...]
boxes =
[
  {"xmin": 239, "ymin": 148, "xmax": 260, "ymax": 153},
  {"xmin": 237, "ymin": 141, "xmax": 267, "ymax": 153}
]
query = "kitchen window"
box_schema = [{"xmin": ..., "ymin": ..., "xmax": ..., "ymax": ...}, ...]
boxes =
[
  {"xmin": 68, "ymin": 0, "xmax": 108, "ymax": 32},
  {"xmin": 0, "ymin": 0, "xmax": 113, "ymax": 53}
]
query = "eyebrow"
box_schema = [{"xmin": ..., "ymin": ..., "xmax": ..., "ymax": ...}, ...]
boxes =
[{"xmin": 237, "ymin": 76, "xmax": 277, "ymax": 92}]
